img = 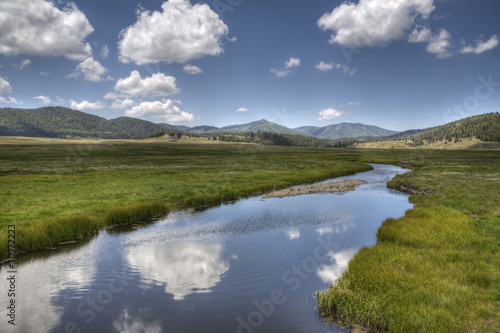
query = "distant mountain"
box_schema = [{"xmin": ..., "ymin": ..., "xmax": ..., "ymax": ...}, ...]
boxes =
[
  {"xmin": 0, "ymin": 107, "xmax": 165, "ymax": 139},
  {"xmin": 157, "ymin": 123, "xmax": 190, "ymax": 133},
  {"xmin": 295, "ymin": 123, "xmax": 398, "ymax": 140},
  {"xmin": 109, "ymin": 117, "xmax": 166, "ymax": 136},
  {"xmin": 186, "ymin": 125, "xmax": 220, "ymax": 134},
  {"xmin": 183, "ymin": 119, "xmax": 307, "ymax": 136},
  {"xmin": 220, "ymin": 119, "xmax": 306, "ymax": 135}
]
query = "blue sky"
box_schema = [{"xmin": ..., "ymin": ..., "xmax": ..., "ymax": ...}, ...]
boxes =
[{"xmin": 0, "ymin": 0, "xmax": 499, "ymax": 131}]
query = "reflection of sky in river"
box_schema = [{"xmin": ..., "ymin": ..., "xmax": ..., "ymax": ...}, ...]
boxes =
[
  {"xmin": 0, "ymin": 164, "xmax": 412, "ymax": 333},
  {"xmin": 127, "ymin": 240, "xmax": 232, "ymax": 300}
]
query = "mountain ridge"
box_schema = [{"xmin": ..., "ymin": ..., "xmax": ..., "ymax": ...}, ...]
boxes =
[
  {"xmin": 0, "ymin": 107, "xmax": 398, "ymax": 140},
  {"xmin": 1, "ymin": 107, "xmax": 497, "ymax": 144}
]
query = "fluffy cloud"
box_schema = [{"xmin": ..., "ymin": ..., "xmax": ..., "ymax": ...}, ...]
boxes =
[
  {"xmin": 118, "ymin": 0, "xmax": 228, "ymax": 64},
  {"xmin": 318, "ymin": 0, "xmax": 435, "ymax": 47},
  {"xmin": 70, "ymin": 100, "xmax": 105, "ymax": 111},
  {"xmin": 408, "ymin": 27, "xmax": 432, "ymax": 43},
  {"xmin": 271, "ymin": 57, "xmax": 301, "ymax": 77},
  {"xmin": 285, "ymin": 57, "xmax": 300, "ymax": 68},
  {"xmin": 0, "ymin": 0, "xmax": 93, "ymax": 60},
  {"xmin": 316, "ymin": 61, "xmax": 334, "ymax": 72},
  {"xmin": 315, "ymin": 61, "xmax": 356, "ymax": 75},
  {"xmin": 68, "ymin": 57, "xmax": 112, "ymax": 82},
  {"xmin": 460, "ymin": 35, "xmax": 499, "ymax": 55},
  {"xmin": 235, "ymin": 107, "xmax": 252, "ymax": 112},
  {"xmin": 316, "ymin": 108, "xmax": 344, "ymax": 121},
  {"xmin": 110, "ymin": 98, "xmax": 136, "ymax": 109},
  {"xmin": 114, "ymin": 70, "xmax": 180, "ymax": 99},
  {"xmin": 409, "ymin": 27, "xmax": 453, "ymax": 58},
  {"xmin": 0, "ymin": 76, "xmax": 12, "ymax": 94},
  {"xmin": 33, "ymin": 95, "xmax": 52, "ymax": 104},
  {"xmin": 0, "ymin": 97, "xmax": 21, "ymax": 104},
  {"xmin": 125, "ymin": 100, "xmax": 194, "ymax": 123},
  {"xmin": 183, "ymin": 64, "xmax": 204, "ymax": 75},
  {"xmin": 426, "ymin": 29, "xmax": 453, "ymax": 58}
]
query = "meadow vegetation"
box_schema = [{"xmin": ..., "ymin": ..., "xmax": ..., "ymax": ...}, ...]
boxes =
[
  {"xmin": 317, "ymin": 149, "xmax": 500, "ymax": 332},
  {"xmin": 1, "ymin": 137, "xmax": 498, "ymax": 331},
  {"xmin": 0, "ymin": 139, "xmax": 371, "ymax": 258}
]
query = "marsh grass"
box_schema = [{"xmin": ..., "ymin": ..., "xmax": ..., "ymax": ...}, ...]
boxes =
[
  {"xmin": 0, "ymin": 141, "xmax": 371, "ymax": 258},
  {"xmin": 317, "ymin": 149, "xmax": 500, "ymax": 332}
]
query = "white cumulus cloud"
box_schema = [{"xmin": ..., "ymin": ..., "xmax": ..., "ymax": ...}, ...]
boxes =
[
  {"xmin": 0, "ymin": 76, "xmax": 12, "ymax": 94},
  {"xmin": 70, "ymin": 100, "xmax": 105, "ymax": 111},
  {"xmin": 271, "ymin": 57, "xmax": 301, "ymax": 77},
  {"xmin": 316, "ymin": 61, "xmax": 334, "ymax": 72},
  {"xmin": 68, "ymin": 57, "xmax": 112, "ymax": 82},
  {"xmin": 110, "ymin": 98, "xmax": 136, "ymax": 109},
  {"xmin": 316, "ymin": 108, "xmax": 344, "ymax": 121},
  {"xmin": 125, "ymin": 99, "xmax": 194, "ymax": 123},
  {"xmin": 183, "ymin": 64, "xmax": 204, "ymax": 75},
  {"xmin": 33, "ymin": 95, "xmax": 52, "ymax": 104},
  {"xmin": 409, "ymin": 27, "xmax": 453, "ymax": 58},
  {"xmin": 114, "ymin": 70, "xmax": 181, "ymax": 99},
  {"xmin": 235, "ymin": 107, "xmax": 252, "ymax": 112},
  {"xmin": 318, "ymin": 0, "xmax": 435, "ymax": 48},
  {"xmin": 0, "ymin": 0, "xmax": 93, "ymax": 60},
  {"xmin": 285, "ymin": 57, "xmax": 300, "ymax": 68},
  {"xmin": 460, "ymin": 35, "xmax": 499, "ymax": 55},
  {"xmin": 118, "ymin": 0, "xmax": 229, "ymax": 65}
]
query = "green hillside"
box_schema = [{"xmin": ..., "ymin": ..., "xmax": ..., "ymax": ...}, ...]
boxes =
[
  {"xmin": 382, "ymin": 112, "xmax": 500, "ymax": 146},
  {"xmin": 295, "ymin": 123, "xmax": 398, "ymax": 140},
  {"xmin": 221, "ymin": 119, "xmax": 306, "ymax": 135},
  {"xmin": 0, "ymin": 107, "xmax": 166, "ymax": 139}
]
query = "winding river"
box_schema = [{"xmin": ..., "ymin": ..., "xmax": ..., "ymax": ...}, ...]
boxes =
[{"xmin": 0, "ymin": 164, "xmax": 412, "ymax": 333}]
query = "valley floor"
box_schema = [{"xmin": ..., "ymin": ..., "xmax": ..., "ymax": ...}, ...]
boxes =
[{"xmin": 0, "ymin": 138, "xmax": 498, "ymax": 331}]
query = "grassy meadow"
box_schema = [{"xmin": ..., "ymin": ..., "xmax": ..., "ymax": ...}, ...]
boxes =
[
  {"xmin": 0, "ymin": 138, "xmax": 371, "ymax": 258},
  {"xmin": 317, "ymin": 149, "xmax": 500, "ymax": 332},
  {"xmin": 1, "ymin": 137, "xmax": 498, "ymax": 331}
]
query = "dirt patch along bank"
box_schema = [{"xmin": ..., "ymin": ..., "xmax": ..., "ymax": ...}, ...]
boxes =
[{"xmin": 262, "ymin": 179, "xmax": 367, "ymax": 199}]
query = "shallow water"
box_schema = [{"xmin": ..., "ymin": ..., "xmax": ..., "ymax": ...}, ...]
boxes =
[{"xmin": 0, "ymin": 164, "xmax": 412, "ymax": 333}]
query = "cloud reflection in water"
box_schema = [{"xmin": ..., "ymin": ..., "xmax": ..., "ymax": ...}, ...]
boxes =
[{"xmin": 127, "ymin": 240, "xmax": 231, "ymax": 300}]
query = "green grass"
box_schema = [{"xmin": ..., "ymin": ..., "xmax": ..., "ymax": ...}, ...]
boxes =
[
  {"xmin": 317, "ymin": 149, "xmax": 500, "ymax": 332},
  {"xmin": 1, "ymin": 139, "xmax": 498, "ymax": 331},
  {"xmin": 0, "ymin": 141, "xmax": 372, "ymax": 258}
]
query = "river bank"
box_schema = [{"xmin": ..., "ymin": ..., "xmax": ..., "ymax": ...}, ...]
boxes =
[{"xmin": 317, "ymin": 150, "xmax": 500, "ymax": 332}]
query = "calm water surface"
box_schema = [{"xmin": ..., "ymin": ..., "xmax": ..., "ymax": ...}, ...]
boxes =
[{"xmin": 1, "ymin": 164, "xmax": 412, "ymax": 333}]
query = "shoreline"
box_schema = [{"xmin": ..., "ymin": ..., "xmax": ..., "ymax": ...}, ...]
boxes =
[{"xmin": 262, "ymin": 179, "xmax": 367, "ymax": 199}]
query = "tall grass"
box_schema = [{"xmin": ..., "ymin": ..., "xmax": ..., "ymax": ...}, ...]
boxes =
[{"xmin": 317, "ymin": 150, "xmax": 500, "ymax": 332}]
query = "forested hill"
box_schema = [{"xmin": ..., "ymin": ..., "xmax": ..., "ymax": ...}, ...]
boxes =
[
  {"xmin": 295, "ymin": 123, "xmax": 398, "ymax": 140},
  {"xmin": 387, "ymin": 112, "xmax": 500, "ymax": 145},
  {"xmin": 0, "ymin": 107, "xmax": 168, "ymax": 139}
]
